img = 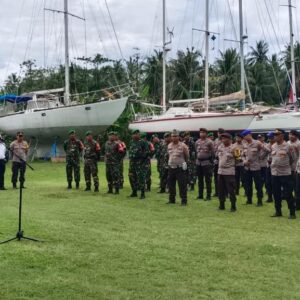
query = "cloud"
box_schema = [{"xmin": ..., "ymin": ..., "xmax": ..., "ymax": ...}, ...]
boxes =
[{"xmin": 0, "ymin": 0, "xmax": 297, "ymax": 88}]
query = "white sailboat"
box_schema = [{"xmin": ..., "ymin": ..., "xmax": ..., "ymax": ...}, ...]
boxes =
[
  {"xmin": 248, "ymin": 0, "xmax": 300, "ymax": 133},
  {"xmin": 129, "ymin": 0, "xmax": 255, "ymax": 133},
  {"xmin": 0, "ymin": 0, "xmax": 128, "ymax": 156}
]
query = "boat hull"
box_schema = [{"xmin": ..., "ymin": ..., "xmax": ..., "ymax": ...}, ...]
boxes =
[
  {"xmin": 0, "ymin": 97, "xmax": 127, "ymax": 141},
  {"xmin": 129, "ymin": 113, "xmax": 255, "ymax": 133},
  {"xmin": 248, "ymin": 112, "xmax": 300, "ymax": 133}
]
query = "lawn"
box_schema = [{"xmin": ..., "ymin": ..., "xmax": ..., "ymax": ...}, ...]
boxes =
[{"xmin": 0, "ymin": 161, "xmax": 299, "ymax": 300}]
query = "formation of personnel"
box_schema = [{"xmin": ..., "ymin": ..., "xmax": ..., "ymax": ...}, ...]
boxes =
[{"xmin": 1, "ymin": 127, "xmax": 300, "ymax": 220}]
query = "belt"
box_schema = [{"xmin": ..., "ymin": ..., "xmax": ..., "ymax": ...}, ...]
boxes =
[{"xmin": 168, "ymin": 165, "xmax": 182, "ymax": 169}]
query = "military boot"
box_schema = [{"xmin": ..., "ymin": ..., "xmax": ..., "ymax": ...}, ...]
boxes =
[
  {"xmin": 129, "ymin": 190, "xmax": 137, "ymax": 198},
  {"xmin": 190, "ymin": 184, "xmax": 195, "ymax": 191},
  {"xmin": 107, "ymin": 185, "xmax": 113, "ymax": 194},
  {"xmin": 67, "ymin": 182, "xmax": 72, "ymax": 189},
  {"xmin": 219, "ymin": 201, "xmax": 225, "ymax": 210},
  {"xmin": 94, "ymin": 186, "xmax": 99, "ymax": 192},
  {"xmin": 230, "ymin": 202, "xmax": 237, "ymax": 212},
  {"xmin": 140, "ymin": 190, "xmax": 145, "ymax": 200},
  {"xmin": 256, "ymin": 199, "xmax": 263, "ymax": 207},
  {"xmin": 114, "ymin": 188, "xmax": 119, "ymax": 195},
  {"xmin": 85, "ymin": 183, "xmax": 91, "ymax": 191},
  {"xmin": 75, "ymin": 182, "xmax": 80, "ymax": 189}
]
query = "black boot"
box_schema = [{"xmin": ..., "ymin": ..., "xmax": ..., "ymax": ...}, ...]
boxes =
[
  {"xmin": 219, "ymin": 201, "xmax": 225, "ymax": 210},
  {"xmin": 140, "ymin": 190, "xmax": 145, "ymax": 199},
  {"xmin": 75, "ymin": 182, "xmax": 79, "ymax": 189},
  {"xmin": 67, "ymin": 182, "xmax": 72, "ymax": 189},
  {"xmin": 85, "ymin": 184, "xmax": 91, "ymax": 192},
  {"xmin": 197, "ymin": 194, "xmax": 203, "ymax": 200},
  {"xmin": 107, "ymin": 185, "xmax": 113, "ymax": 194},
  {"xmin": 129, "ymin": 190, "xmax": 137, "ymax": 198},
  {"xmin": 158, "ymin": 188, "xmax": 165, "ymax": 193},
  {"xmin": 94, "ymin": 186, "xmax": 99, "ymax": 192},
  {"xmin": 114, "ymin": 188, "xmax": 119, "ymax": 195},
  {"xmin": 256, "ymin": 199, "xmax": 263, "ymax": 207},
  {"xmin": 230, "ymin": 203, "xmax": 237, "ymax": 212},
  {"xmin": 190, "ymin": 184, "xmax": 195, "ymax": 191}
]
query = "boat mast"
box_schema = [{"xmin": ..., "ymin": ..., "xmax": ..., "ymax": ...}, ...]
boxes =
[
  {"xmin": 162, "ymin": 0, "xmax": 167, "ymax": 113},
  {"xmin": 239, "ymin": 0, "xmax": 246, "ymax": 110},
  {"xmin": 64, "ymin": 0, "xmax": 70, "ymax": 105},
  {"xmin": 204, "ymin": 0, "xmax": 209, "ymax": 113},
  {"xmin": 288, "ymin": 0, "xmax": 297, "ymax": 103}
]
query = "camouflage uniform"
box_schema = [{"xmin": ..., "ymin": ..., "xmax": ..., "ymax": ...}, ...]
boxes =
[
  {"xmin": 105, "ymin": 139, "xmax": 125, "ymax": 193},
  {"xmin": 145, "ymin": 140, "xmax": 155, "ymax": 191},
  {"xmin": 183, "ymin": 136, "xmax": 196, "ymax": 190},
  {"xmin": 117, "ymin": 139, "xmax": 126, "ymax": 188},
  {"xmin": 83, "ymin": 139, "xmax": 100, "ymax": 191},
  {"xmin": 63, "ymin": 138, "xmax": 84, "ymax": 188},
  {"xmin": 159, "ymin": 140, "xmax": 170, "ymax": 193},
  {"xmin": 128, "ymin": 138, "xmax": 149, "ymax": 196}
]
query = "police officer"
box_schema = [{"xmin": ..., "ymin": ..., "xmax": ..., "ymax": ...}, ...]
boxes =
[
  {"xmin": 151, "ymin": 134, "xmax": 162, "ymax": 179},
  {"xmin": 84, "ymin": 131, "xmax": 101, "ymax": 192},
  {"xmin": 158, "ymin": 132, "xmax": 171, "ymax": 193},
  {"xmin": 0, "ymin": 135, "xmax": 9, "ymax": 190},
  {"xmin": 213, "ymin": 128, "xmax": 225, "ymax": 197},
  {"xmin": 63, "ymin": 130, "xmax": 84, "ymax": 189},
  {"xmin": 265, "ymin": 131, "xmax": 275, "ymax": 203},
  {"xmin": 271, "ymin": 129, "xmax": 296, "ymax": 219},
  {"xmin": 241, "ymin": 129, "xmax": 269, "ymax": 206},
  {"xmin": 195, "ymin": 128, "xmax": 214, "ymax": 200},
  {"xmin": 258, "ymin": 134, "xmax": 268, "ymax": 190},
  {"xmin": 233, "ymin": 133, "xmax": 244, "ymax": 195},
  {"xmin": 128, "ymin": 129, "xmax": 149, "ymax": 199},
  {"xmin": 288, "ymin": 130, "xmax": 300, "ymax": 195},
  {"xmin": 183, "ymin": 131, "xmax": 196, "ymax": 191},
  {"xmin": 167, "ymin": 129, "xmax": 189, "ymax": 205},
  {"xmin": 217, "ymin": 133, "xmax": 238, "ymax": 212},
  {"xmin": 105, "ymin": 131, "xmax": 125, "ymax": 194},
  {"xmin": 10, "ymin": 132, "xmax": 29, "ymax": 189}
]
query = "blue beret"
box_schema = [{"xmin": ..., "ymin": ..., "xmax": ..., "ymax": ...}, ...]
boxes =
[
  {"xmin": 267, "ymin": 131, "xmax": 274, "ymax": 138},
  {"xmin": 240, "ymin": 129, "xmax": 252, "ymax": 137}
]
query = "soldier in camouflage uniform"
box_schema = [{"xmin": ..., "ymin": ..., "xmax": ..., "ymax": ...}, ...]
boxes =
[
  {"xmin": 158, "ymin": 132, "xmax": 172, "ymax": 193},
  {"xmin": 151, "ymin": 134, "xmax": 162, "ymax": 178},
  {"xmin": 83, "ymin": 131, "xmax": 101, "ymax": 192},
  {"xmin": 141, "ymin": 133, "xmax": 155, "ymax": 192},
  {"xmin": 183, "ymin": 131, "xmax": 197, "ymax": 191},
  {"xmin": 105, "ymin": 131, "xmax": 125, "ymax": 194},
  {"xmin": 115, "ymin": 132, "xmax": 126, "ymax": 189},
  {"xmin": 63, "ymin": 130, "xmax": 84, "ymax": 189},
  {"xmin": 128, "ymin": 129, "xmax": 149, "ymax": 199}
]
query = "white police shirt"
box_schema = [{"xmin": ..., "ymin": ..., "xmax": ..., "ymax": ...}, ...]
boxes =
[{"xmin": 0, "ymin": 142, "xmax": 6, "ymax": 160}]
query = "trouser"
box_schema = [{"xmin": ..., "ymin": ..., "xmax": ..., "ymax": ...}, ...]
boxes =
[
  {"xmin": 295, "ymin": 173, "xmax": 300, "ymax": 210},
  {"xmin": 129, "ymin": 160, "xmax": 146, "ymax": 192},
  {"xmin": 66, "ymin": 161, "xmax": 80, "ymax": 184},
  {"xmin": 106, "ymin": 163, "xmax": 120, "ymax": 189},
  {"xmin": 168, "ymin": 167, "xmax": 187, "ymax": 204},
  {"xmin": 160, "ymin": 167, "xmax": 169, "ymax": 191},
  {"xmin": 12, "ymin": 161, "xmax": 26, "ymax": 186},
  {"xmin": 265, "ymin": 167, "xmax": 273, "ymax": 200},
  {"xmin": 0, "ymin": 160, "xmax": 6, "ymax": 188},
  {"xmin": 291, "ymin": 171, "xmax": 297, "ymax": 197},
  {"xmin": 197, "ymin": 164, "xmax": 212, "ymax": 198},
  {"xmin": 244, "ymin": 170, "xmax": 263, "ymax": 203},
  {"xmin": 145, "ymin": 159, "xmax": 152, "ymax": 190},
  {"xmin": 119, "ymin": 160, "xmax": 124, "ymax": 187},
  {"xmin": 214, "ymin": 163, "xmax": 219, "ymax": 195},
  {"xmin": 235, "ymin": 166, "xmax": 244, "ymax": 195},
  {"xmin": 187, "ymin": 160, "xmax": 196, "ymax": 186},
  {"xmin": 272, "ymin": 175, "xmax": 295, "ymax": 216},
  {"xmin": 260, "ymin": 167, "xmax": 267, "ymax": 189},
  {"xmin": 218, "ymin": 174, "xmax": 236, "ymax": 209},
  {"xmin": 84, "ymin": 159, "xmax": 99, "ymax": 188}
]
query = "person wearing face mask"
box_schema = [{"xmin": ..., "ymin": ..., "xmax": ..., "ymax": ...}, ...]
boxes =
[
  {"xmin": 10, "ymin": 132, "xmax": 29, "ymax": 189},
  {"xmin": 84, "ymin": 131, "xmax": 101, "ymax": 192},
  {"xmin": 63, "ymin": 130, "xmax": 84, "ymax": 189}
]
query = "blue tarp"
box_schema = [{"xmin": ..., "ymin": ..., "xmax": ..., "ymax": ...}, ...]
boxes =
[{"xmin": 0, "ymin": 94, "xmax": 32, "ymax": 103}]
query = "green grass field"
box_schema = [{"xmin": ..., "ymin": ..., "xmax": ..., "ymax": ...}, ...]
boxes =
[{"xmin": 0, "ymin": 161, "xmax": 299, "ymax": 300}]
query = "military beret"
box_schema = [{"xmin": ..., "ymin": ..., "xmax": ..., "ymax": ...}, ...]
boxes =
[
  {"xmin": 140, "ymin": 132, "xmax": 147, "ymax": 138},
  {"xmin": 240, "ymin": 129, "xmax": 252, "ymax": 137},
  {"xmin": 85, "ymin": 130, "xmax": 92, "ymax": 136},
  {"xmin": 207, "ymin": 132, "xmax": 214, "ymax": 137},
  {"xmin": 164, "ymin": 132, "xmax": 171, "ymax": 138},
  {"xmin": 274, "ymin": 128, "xmax": 285, "ymax": 135},
  {"xmin": 199, "ymin": 128, "xmax": 208, "ymax": 133},
  {"xmin": 220, "ymin": 132, "xmax": 232, "ymax": 139},
  {"xmin": 267, "ymin": 131, "xmax": 274, "ymax": 138},
  {"xmin": 171, "ymin": 129, "xmax": 180, "ymax": 136},
  {"xmin": 218, "ymin": 128, "xmax": 225, "ymax": 134},
  {"xmin": 132, "ymin": 129, "xmax": 140, "ymax": 134},
  {"xmin": 290, "ymin": 130, "xmax": 298, "ymax": 137},
  {"xmin": 68, "ymin": 129, "xmax": 75, "ymax": 135}
]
